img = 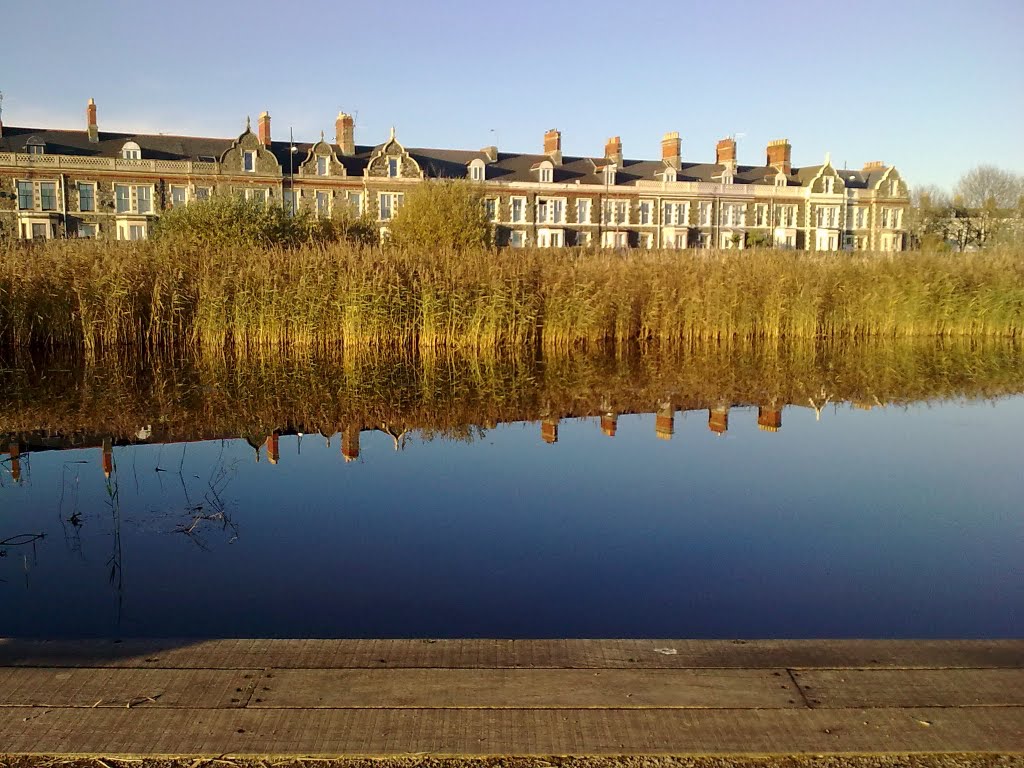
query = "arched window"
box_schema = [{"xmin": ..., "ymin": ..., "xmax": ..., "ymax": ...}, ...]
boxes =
[
  {"xmin": 121, "ymin": 141, "xmax": 142, "ymax": 160},
  {"xmin": 468, "ymin": 159, "xmax": 485, "ymax": 182},
  {"xmin": 25, "ymin": 137, "xmax": 45, "ymax": 155}
]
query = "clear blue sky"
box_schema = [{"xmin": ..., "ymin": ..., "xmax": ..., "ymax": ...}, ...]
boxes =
[{"xmin": 2, "ymin": 0, "xmax": 1021, "ymax": 190}]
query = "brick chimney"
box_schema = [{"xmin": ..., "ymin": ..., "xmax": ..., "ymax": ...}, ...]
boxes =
[
  {"xmin": 715, "ymin": 138, "xmax": 736, "ymax": 165},
  {"xmin": 605, "ymin": 136, "xmax": 623, "ymax": 165},
  {"xmin": 863, "ymin": 160, "xmax": 886, "ymax": 172},
  {"xmin": 257, "ymin": 111, "xmax": 271, "ymax": 147},
  {"xmin": 544, "ymin": 129, "xmax": 562, "ymax": 165},
  {"xmin": 336, "ymin": 112, "xmax": 355, "ymax": 156},
  {"xmin": 766, "ymin": 139, "xmax": 791, "ymax": 174},
  {"xmin": 661, "ymin": 131, "xmax": 681, "ymax": 169},
  {"xmin": 86, "ymin": 98, "xmax": 99, "ymax": 143}
]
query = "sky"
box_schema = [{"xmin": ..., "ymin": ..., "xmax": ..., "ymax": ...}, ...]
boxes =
[{"xmin": 2, "ymin": 0, "xmax": 1021, "ymax": 190}]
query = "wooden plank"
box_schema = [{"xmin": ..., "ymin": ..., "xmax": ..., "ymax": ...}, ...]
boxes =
[
  {"xmin": 1, "ymin": 706, "xmax": 1021, "ymax": 755},
  {"xmin": 795, "ymin": 668, "xmax": 1024, "ymax": 708},
  {"xmin": 0, "ymin": 667, "xmax": 256, "ymax": 709},
  {"xmin": 250, "ymin": 668, "xmax": 802, "ymax": 709},
  {"xmin": 2, "ymin": 638, "xmax": 1022, "ymax": 669}
]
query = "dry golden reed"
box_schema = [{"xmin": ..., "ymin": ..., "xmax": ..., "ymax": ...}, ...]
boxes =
[{"xmin": 1, "ymin": 239, "xmax": 1022, "ymax": 352}]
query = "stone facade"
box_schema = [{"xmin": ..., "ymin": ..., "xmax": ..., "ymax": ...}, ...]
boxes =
[{"xmin": 0, "ymin": 101, "xmax": 910, "ymax": 250}]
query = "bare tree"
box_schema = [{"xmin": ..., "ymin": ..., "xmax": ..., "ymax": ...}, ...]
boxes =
[{"xmin": 954, "ymin": 165, "xmax": 1024, "ymax": 209}]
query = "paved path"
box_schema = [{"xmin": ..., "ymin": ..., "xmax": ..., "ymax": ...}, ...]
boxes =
[{"xmin": 0, "ymin": 639, "xmax": 1021, "ymax": 758}]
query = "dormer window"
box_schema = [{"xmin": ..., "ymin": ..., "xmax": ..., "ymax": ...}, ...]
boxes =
[
  {"xmin": 121, "ymin": 141, "xmax": 141, "ymax": 160},
  {"xmin": 469, "ymin": 159, "xmax": 485, "ymax": 182},
  {"xmin": 388, "ymin": 157, "xmax": 400, "ymax": 178},
  {"xmin": 539, "ymin": 164, "xmax": 553, "ymax": 183},
  {"xmin": 721, "ymin": 169, "xmax": 734, "ymax": 185},
  {"xmin": 243, "ymin": 150, "xmax": 256, "ymax": 172},
  {"xmin": 664, "ymin": 167, "xmax": 677, "ymax": 183},
  {"xmin": 775, "ymin": 173, "xmax": 787, "ymax": 187},
  {"xmin": 603, "ymin": 165, "xmax": 616, "ymax": 186},
  {"xmin": 317, "ymin": 156, "xmax": 329, "ymax": 177},
  {"xmin": 26, "ymin": 137, "xmax": 45, "ymax": 155}
]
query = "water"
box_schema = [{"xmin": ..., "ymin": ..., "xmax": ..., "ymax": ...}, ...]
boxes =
[{"xmin": 1, "ymin": 344, "xmax": 1022, "ymax": 639}]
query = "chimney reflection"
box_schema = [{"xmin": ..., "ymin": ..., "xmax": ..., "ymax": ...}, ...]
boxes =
[
  {"xmin": 758, "ymin": 406, "xmax": 782, "ymax": 432},
  {"xmin": 101, "ymin": 438, "xmax": 113, "ymax": 478},
  {"xmin": 708, "ymin": 406, "xmax": 729, "ymax": 435},
  {"xmin": 655, "ymin": 403, "xmax": 674, "ymax": 441},
  {"xmin": 601, "ymin": 412, "xmax": 618, "ymax": 437},
  {"xmin": 8, "ymin": 443, "xmax": 21, "ymax": 483},
  {"xmin": 342, "ymin": 425, "xmax": 361, "ymax": 462},
  {"xmin": 265, "ymin": 431, "xmax": 281, "ymax": 465},
  {"xmin": 541, "ymin": 417, "xmax": 559, "ymax": 444}
]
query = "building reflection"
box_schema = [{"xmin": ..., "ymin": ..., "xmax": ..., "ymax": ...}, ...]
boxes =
[{"xmin": 1, "ymin": 400, "xmax": 799, "ymax": 476}]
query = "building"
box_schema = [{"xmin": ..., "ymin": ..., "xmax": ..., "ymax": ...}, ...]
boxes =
[{"xmin": 0, "ymin": 99, "xmax": 909, "ymax": 250}]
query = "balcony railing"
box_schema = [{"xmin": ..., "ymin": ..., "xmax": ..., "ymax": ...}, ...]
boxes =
[{"xmin": 0, "ymin": 152, "xmax": 220, "ymax": 176}]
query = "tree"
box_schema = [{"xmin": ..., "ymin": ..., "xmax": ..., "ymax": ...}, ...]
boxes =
[
  {"xmin": 386, "ymin": 180, "xmax": 492, "ymax": 251},
  {"xmin": 954, "ymin": 165, "xmax": 1023, "ymax": 209}
]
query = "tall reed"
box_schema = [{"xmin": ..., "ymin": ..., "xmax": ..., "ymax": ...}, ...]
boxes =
[{"xmin": 1, "ymin": 239, "xmax": 1021, "ymax": 352}]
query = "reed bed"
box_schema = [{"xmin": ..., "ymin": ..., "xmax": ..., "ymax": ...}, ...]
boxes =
[
  {"xmin": 2, "ymin": 338, "xmax": 1022, "ymax": 447},
  {"xmin": 1, "ymin": 239, "xmax": 1022, "ymax": 353}
]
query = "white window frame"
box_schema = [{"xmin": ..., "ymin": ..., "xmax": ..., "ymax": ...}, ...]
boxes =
[
  {"xmin": 510, "ymin": 196, "xmax": 526, "ymax": 223},
  {"xmin": 509, "ymin": 230, "xmax": 526, "ymax": 248},
  {"xmin": 484, "ymin": 197, "xmax": 498, "ymax": 222},
  {"xmin": 241, "ymin": 187, "xmax": 268, "ymax": 205},
  {"xmin": 169, "ymin": 185, "xmax": 188, "ymax": 207},
  {"xmin": 347, "ymin": 191, "xmax": 363, "ymax": 216},
  {"xmin": 16, "ymin": 180, "xmax": 34, "ymax": 210},
  {"xmin": 316, "ymin": 156, "xmax": 329, "ymax": 177},
  {"xmin": 194, "ymin": 186, "xmax": 212, "ymax": 201},
  {"xmin": 121, "ymin": 142, "xmax": 142, "ymax": 160},
  {"xmin": 77, "ymin": 182, "xmax": 96, "ymax": 212},
  {"xmin": 469, "ymin": 160, "xmax": 485, "ymax": 182},
  {"xmin": 538, "ymin": 162, "xmax": 553, "ymax": 183},
  {"xmin": 39, "ymin": 181, "xmax": 57, "ymax": 212},
  {"xmin": 77, "ymin": 222, "xmax": 97, "ymax": 239},
  {"xmin": 243, "ymin": 150, "xmax": 257, "ymax": 173},
  {"xmin": 379, "ymin": 191, "xmax": 403, "ymax": 221},
  {"xmin": 536, "ymin": 197, "xmax": 565, "ymax": 225},
  {"xmin": 316, "ymin": 190, "xmax": 332, "ymax": 217},
  {"xmin": 576, "ymin": 198, "xmax": 591, "ymax": 224},
  {"xmin": 753, "ymin": 203, "xmax": 768, "ymax": 228},
  {"xmin": 136, "ymin": 185, "xmax": 152, "ymax": 214},
  {"xmin": 698, "ymin": 201, "xmax": 713, "ymax": 227},
  {"xmin": 387, "ymin": 157, "xmax": 400, "ymax": 178},
  {"xmin": 115, "ymin": 184, "xmax": 131, "ymax": 214},
  {"xmin": 638, "ymin": 199, "xmax": 653, "ymax": 226}
]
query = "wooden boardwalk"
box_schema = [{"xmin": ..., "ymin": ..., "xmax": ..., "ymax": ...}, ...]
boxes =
[{"xmin": 0, "ymin": 639, "xmax": 1021, "ymax": 758}]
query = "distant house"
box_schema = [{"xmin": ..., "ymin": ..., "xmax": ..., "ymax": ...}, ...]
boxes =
[{"xmin": 0, "ymin": 99, "xmax": 909, "ymax": 250}]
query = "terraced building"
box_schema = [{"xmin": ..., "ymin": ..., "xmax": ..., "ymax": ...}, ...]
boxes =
[{"xmin": 0, "ymin": 99, "xmax": 909, "ymax": 250}]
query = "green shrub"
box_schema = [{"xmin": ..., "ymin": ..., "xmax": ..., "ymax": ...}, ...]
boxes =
[{"xmin": 387, "ymin": 180, "xmax": 492, "ymax": 251}]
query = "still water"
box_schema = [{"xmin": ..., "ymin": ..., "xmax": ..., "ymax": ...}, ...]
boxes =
[{"xmin": 1, "ymin": 344, "xmax": 1022, "ymax": 639}]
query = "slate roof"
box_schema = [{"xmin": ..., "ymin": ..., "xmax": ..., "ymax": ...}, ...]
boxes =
[{"xmin": 0, "ymin": 124, "xmax": 883, "ymax": 189}]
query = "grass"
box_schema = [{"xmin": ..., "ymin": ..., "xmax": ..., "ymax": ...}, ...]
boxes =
[{"xmin": 1, "ymin": 239, "xmax": 1022, "ymax": 353}]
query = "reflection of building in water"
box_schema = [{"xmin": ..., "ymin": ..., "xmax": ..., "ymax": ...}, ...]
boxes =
[
  {"xmin": 342, "ymin": 425, "xmax": 361, "ymax": 462},
  {"xmin": 708, "ymin": 406, "xmax": 729, "ymax": 435},
  {"xmin": 265, "ymin": 432, "xmax": 281, "ymax": 465},
  {"xmin": 757, "ymin": 406, "xmax": 782, "ymax": 432},
  {"xmin": 101, "ymin": 438, "xmax": 113, "ymax": 478},
  {"xmin": 8, "ymin": 442, "xmax": 21, "ymax": 483},
  {"xmin": 601, "ymin": 412, "xmax": 618, "ymax": 437},
  {"xmin": 541, "ymin": 417, "xmax": 559, "ymax": 444},
  {"xmin": 655, "ymin": 403, "xmax": 674, "ymax": 441}
]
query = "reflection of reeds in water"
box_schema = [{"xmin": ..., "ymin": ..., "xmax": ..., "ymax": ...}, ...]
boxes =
[
  {"xmin": 1, "ymin": 241, "xmax": 1022, "ymax": 352},
  {"xmin": 1, "ymin": 339, "xmax": 1022, "ymax": 446}
]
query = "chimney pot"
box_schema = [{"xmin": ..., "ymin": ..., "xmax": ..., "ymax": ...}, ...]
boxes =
[
  {"xmin": 257, "ymin": 110, "xmax": 271, "ymax": 147},
  {"xmin": 715, "ymin": 137, "xmax": 737, "ymax": 165},
  {"xmin": 86, "ymin": 97, "xmax": 99, "ymax": 143},
  {"xmin": 336, "ymin": 111, "xmax": 355, "ymax": 156},
  {"xmin": 605, "ymin": 135, "xmax": 623, "ymax": 165},
  {"xmin": 661, "ymin": 131, "xmax": 681, "ymax": 169},
  {"xmin": 766, "ymin": 138, "xmax": 792, "ymax": 174},
  {"xmin": 862, "ymin": 160, "xmax": 886, "ymax": 172},
  {"xmin": 544, "ymin": 129, "xmax": 562, "ymax": 164}
]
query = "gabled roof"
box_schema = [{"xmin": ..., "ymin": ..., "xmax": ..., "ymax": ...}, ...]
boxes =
[{"xmin": 0, "ymin": 123, "xmax": 890, "ymax": 190}]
